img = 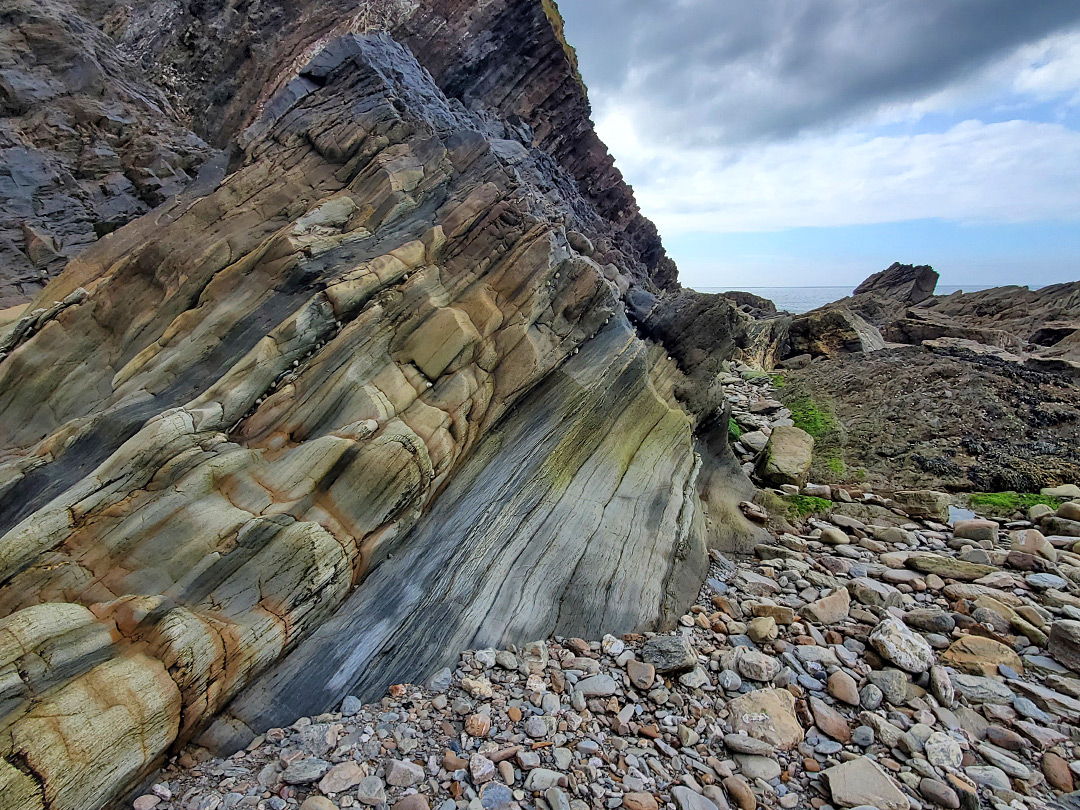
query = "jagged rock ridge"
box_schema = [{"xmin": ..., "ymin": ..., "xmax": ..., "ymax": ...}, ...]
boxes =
[
  {"xmin": 0, "ymin": 0, "xmax": 674, "ymax": 309},
  {"xmin": 0, "ymin": 7, "xmax": 763, "ymax": 810}
]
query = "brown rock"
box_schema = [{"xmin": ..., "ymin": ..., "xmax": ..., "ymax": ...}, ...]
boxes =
[
  {"xmin": 941, "ymin": 636, "xmax": 1023, "ymax": 676},
  {"xmin": 918, "ymin": 778, "xmax": 959, "ymax": 809},
  {"xmin": 392, "ymin": 796, "xmax": 430, "ymax": 810},
  {"xmin": 800, "ymin": 588, "xmax": 851, "ymax": 625},
  {"xmin": 723, "ymin": 775, "xmax": 756, "ymax": 810},
  {"xmin": 626, "ymin": 659, "xmax": 656, "ymax": 691},
  {"xmin": 827, "ymin": 671, "xmax": 860, "ymax": 706},
  {"xmin": 728, "ymin": 689, "xmax": 804, "ymax": 750},
  {"xmin": 442, "ymin": 752, "xmax": 469, "ymax": 771},
  {"xmin": 810, "ymin": 696, "xmax": 851, "ymax": 743},
  {"xmin": 985, "ymin": 726, "xmax": 1024, "ymax": 751},
  {"xmin": 622, "ymin": 792, "xmax": 659, "ymax": 810},
  {"xmin": 1048, "ymin": 620, "xmax": 1080, "ymax": 672},
  {"xmin": 319, "ymin": 762, "xmax": 364, "ymax": 794},
  {"xmin": 1043, "ymin": 752, "xmax": 1074, "ymax": 792}
]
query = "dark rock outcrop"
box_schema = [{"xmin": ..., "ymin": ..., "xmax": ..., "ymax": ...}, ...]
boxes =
[
  {"xmin": 0, "ymin": 0, "xmax": 220, "ymax": 305},
  {"xmin": 853, "ymin": 261, "xmax": 938, "ymax": 305},
  {"xmin": 0, "ymin": 7, "xmax": 761, "ymax": 808}
]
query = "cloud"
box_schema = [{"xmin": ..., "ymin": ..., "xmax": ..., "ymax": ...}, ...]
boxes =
[
  {"xmin": 596, "ymin": 114, "xmax": 1080, "ymax": 234},
  {"xmin": 556, "ymin": 0, "xmax": 1080, "ymax": 239},
  {"xmin": 559, "ymin": 0, "xmax": 1080, "ymax": 145}
]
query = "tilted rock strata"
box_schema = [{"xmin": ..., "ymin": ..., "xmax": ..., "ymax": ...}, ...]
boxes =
[
  {"xmin": 150, "ymin": 463, "xmax": 1080, "ymax": 810},
  {"xmin": 0, "ymin": 0, "xmax": 675, "ymax": 306},
  {"xmin": 0, "ymin": 31, "xmax": 759, "ymax": 810}
]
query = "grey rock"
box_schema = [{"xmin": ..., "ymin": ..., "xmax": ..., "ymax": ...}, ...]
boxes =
[
  {"xmin": 640, "ymin": 636, "xmax": 697, "ymax": 673},
  {"xmin": 576, "ymin": 674, "xmax": 618, "ymax": 696},
  {"xmin": 356, "ymin": 777, "xmax": 387, "ymax": 806},
  {"xmin": 523, "ymin": 769, "xmax": 563, "ymax": 792},
  {"xmin": 671, "ymin": 786, "xmax": 718, "ymax": 810},
  {"xmin": 735, "ymin": 754, "xmax": 781, "ymax": 781},
  {"xmin": 870, "ymin": 617, "xmax": 935, "ymax": 673},
  {"xmin": 282, "ymin": 758, "xmax": 331, "ymax": 785},
  {"xmin": 385, "ymin": 759, "xmax": 425, "ymax": 787},
  {"xmin": 427, "ymin": 667, "xmax": 453, "ymax": 692}
]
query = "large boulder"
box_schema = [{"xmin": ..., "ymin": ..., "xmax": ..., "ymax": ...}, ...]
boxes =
[
  {"xmin": 756, "ymin": 426, "xmax": 815, "ymax": 487},
  {"xmin": 784, "ymin": 307, "xmax": 885, "ymax": 359},
  {"xmin": 0, "ymin": 14, "xmax": 761, "ymax": 809}
]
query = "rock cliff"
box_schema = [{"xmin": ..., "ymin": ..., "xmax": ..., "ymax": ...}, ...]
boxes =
[{"xmin": 0, "ymin": 4, "xmax": 763, "ymax": 808}]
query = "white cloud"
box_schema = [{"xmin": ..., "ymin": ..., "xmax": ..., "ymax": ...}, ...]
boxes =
[
  {"xmin": 598, "ymin": 110, "xmax": 1080, "ymax": 236},
  {"xmin": 584, "ymin": 21, "xmax": 1080, "ymax": 237}
]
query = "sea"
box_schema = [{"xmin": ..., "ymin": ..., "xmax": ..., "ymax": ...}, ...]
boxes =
[{"xmin": 692, "ymin": 285, "xmax": 992, "ymax": 315}]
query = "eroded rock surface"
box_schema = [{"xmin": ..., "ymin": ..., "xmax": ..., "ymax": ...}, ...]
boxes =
[{"xmin": 0, "ymin": 10, "xmax": 762, "ymax": 808}]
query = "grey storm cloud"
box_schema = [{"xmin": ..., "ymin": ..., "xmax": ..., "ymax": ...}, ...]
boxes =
[{"xmin": 556, "ymin": 0, "xmax": 1080, "ymax": 145}]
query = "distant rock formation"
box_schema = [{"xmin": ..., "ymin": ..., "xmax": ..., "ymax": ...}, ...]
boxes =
[{"xmin": 853, "ymin": 261, "xmax": 938, "ymax": 305}]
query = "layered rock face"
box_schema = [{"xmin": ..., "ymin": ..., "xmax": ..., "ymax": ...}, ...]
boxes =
[
  {"xmin": 0, "ymin": 8, "xmax": 762, "ymax": 809},
  {"xmin": 0, "ymin": 0, "xmax": 673, "ymax": 308}
]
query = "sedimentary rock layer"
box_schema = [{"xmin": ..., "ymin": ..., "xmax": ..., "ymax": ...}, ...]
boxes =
[
  {"xmin": 0, "ymin": 0, "xmax": 673, "ymax": 308},
  {"xmin": 0, "ymin": 27, "xmax": 759, "ymax": 810}
]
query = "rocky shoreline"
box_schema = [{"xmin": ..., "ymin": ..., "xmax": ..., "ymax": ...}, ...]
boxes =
[
  {"xmin": 137, "ymin": 371, "xmax": 1080, "ymax": 810},
  {"xmin": 1, "ymin": 3, "xmax": 1079, "ymax": 810}
]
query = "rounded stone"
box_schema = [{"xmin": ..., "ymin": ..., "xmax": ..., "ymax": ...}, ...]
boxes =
[
  {"xmin": 722, "ymin": 775, "xmax": 756, "ymax": 810},
  {"xmin": 827, "ymin": 670, "xmax": 860, "ymax": 705},
  {"xmin": 918, "ymin": 778, "xmax": 959, "ymax": 809}
]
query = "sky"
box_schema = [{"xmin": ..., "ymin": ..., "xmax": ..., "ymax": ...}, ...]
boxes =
[{"xmin": 556, "ymin": 0, "xmax": 1080, "ymax": 289}]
